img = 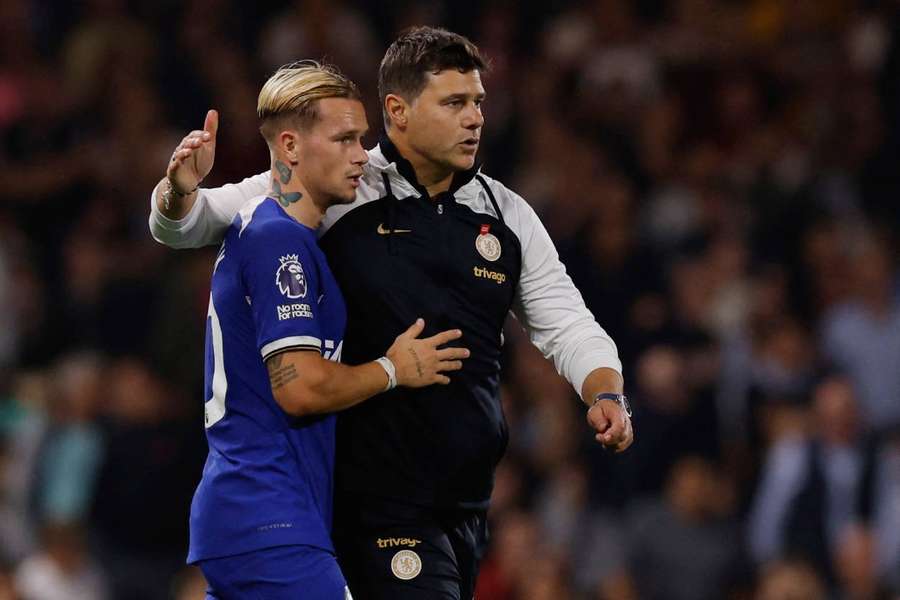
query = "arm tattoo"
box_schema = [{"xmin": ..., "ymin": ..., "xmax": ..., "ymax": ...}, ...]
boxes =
[
  {"xmin": 407, "ymin": 347, "xmax": 424, "ymax": 378},
  {"xmin": 270, "ymin": 160, "xmax": 303, "ymax": 207},
  {"xmin": 267, "ymin": 354, "xmax": 299, "ymax": 390}
]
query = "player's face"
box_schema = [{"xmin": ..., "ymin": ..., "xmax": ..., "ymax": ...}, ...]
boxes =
[
  {"xmin": 405, "ymin": 69, "xmax": 485, "ymax": 176},
  {"xmin": 297, "ymin": 97, "xmax": 369, "ymax": 206}
]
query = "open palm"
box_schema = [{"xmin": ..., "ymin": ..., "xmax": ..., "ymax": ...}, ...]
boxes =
[{"xmin": 167, "ymin": 109, "xmax": 218, "ymax": 193}]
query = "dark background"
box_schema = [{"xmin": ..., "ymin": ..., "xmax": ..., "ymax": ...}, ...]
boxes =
[{"xmin": 1, "ymin": 1, "xmax": 899, "ymax": 598}]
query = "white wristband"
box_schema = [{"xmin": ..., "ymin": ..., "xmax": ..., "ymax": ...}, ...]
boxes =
[{"xmin": 375, "ymin": 357, "xmax": 397, "ymax": 391}]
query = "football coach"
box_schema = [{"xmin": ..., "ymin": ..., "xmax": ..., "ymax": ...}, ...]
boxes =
[{"xmin": 149, "ymin": 26, "xmax": 633, "ymax": 600}]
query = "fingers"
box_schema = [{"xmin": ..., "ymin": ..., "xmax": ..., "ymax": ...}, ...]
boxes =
[
  {"xmin": 204, "ymin": 109, "xmax": 219, "ymax": 137},
  {"xmin": 594, "ymin": 421, "xmax": 625, "ymax": 446},
  {"xmin": 425, "ymin": 328, "xmax": 463, "ymax": 347},
  {"xmin": 436, "ymin": 360, "xmax": 463, "ymax": 372},
  {"xmin": 596, "ymin": 415, "xmax": 625, "ymax": 445},
  {"xmin": 167, "ymin": 145, "xmax": 193, "ymax": 177},
  {"xmin": 436, "ymin": 347, "xmax": 470, "ymax": 361},
  {"xmin": 398, "ymin": 318, "xmax": 425, "ymax": 340},
  {"xmin": 389, "ymin": 322, "xmax": 468, "ymax": 389},
  {"xmin": 586, "ymin": 406, "xmax": 610, "ymax": 433},
  {"xmin": 612, "ymin": 420, "xmax": 634, "ymax": 453},
  {"xmin": 168, "ymin": 148, "xmax": 185, "ymax": 170},
  {"xmin": 588, "ymin": 402, "xmax": 633, "ymax": 450},
  {"xmin": 183, "ymin": 129, "xmax": 211, "ymax": 147},
  {"xmin": 172, "ymin": 130, "xmax": 211, "ymax": 157},
  {"xmin": 168, "ymin": 130, "xmax": 210, "ymax": 166},
  {"xmin": 613, "ymin": 436, "xmax": 632, "ymax": 453}
]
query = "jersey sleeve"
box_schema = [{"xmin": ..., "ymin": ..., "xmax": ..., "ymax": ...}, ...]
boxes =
[
  {"xmin": 240, "ymin": 221, "xmax": 324, "ymax": 361},
  {"xmin": 148, "ymin": 172, "xmax": 269, "ymax": 249},
  {"xmin": 505, "ymin": 188, "xmax": 623, "ymax": 399}
]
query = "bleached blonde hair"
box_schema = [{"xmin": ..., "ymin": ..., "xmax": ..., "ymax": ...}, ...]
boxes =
[{"xmin": 257, "ymin": 60, "xmax": 361, "ymax": 141}]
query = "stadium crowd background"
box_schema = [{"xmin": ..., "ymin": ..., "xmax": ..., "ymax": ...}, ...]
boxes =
[{"xmin": 1, "ymin": 0, "xmax": 899, "ymax": 598}]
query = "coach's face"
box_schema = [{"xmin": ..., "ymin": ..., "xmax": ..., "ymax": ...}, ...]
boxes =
[
  {"xmin": 407, "ymin": 69, "xmax": 485, "ymax": 174},
  {"xmin": 297, "ymin": 97, "xmax": 369, "ymax": 205}
]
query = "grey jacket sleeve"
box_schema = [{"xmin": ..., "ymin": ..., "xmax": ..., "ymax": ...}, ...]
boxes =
[{"xmin": 503, "ymin": 185, "xmax": 623, "ymax": 399}]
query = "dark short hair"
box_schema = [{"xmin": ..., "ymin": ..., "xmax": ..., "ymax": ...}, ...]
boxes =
[{"xmin": 378, "ymin": 26, "xmax": 487, "ymax": 124}]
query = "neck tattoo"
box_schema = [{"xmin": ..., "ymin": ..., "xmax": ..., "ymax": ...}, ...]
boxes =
[{"xmin": 271, "ymin": 160, "xmax": 302, "ymax": 207}]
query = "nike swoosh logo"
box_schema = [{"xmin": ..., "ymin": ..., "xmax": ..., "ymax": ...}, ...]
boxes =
[{"xmin": 376, "ymin": 223, "xmax": 412, "ymax": 235}]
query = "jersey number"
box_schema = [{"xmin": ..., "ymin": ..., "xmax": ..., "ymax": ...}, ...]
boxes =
[{"xmin": 204, "ymin": 294, "xmax": 227, "ymax": 428}]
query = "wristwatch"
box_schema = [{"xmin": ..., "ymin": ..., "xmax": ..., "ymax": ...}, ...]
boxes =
[{"xmin": 592, "ymin": 392, "xmax": 632, "ymax": 418}]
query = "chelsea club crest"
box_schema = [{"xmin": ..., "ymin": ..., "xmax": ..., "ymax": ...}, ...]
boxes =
[
  {"xmin": 475, "ymin": 232, "xmax": 501, "ymax": 262},
  {"xmin": 276, "ymin": 254, "xmax": 307, "ymax": 299}
]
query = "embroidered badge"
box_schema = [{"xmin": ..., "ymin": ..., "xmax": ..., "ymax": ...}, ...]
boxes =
[
  {"xmin": 476, "ymin": 224, "xmax": 501, "ymax": 262},
  {"xmin": 275, "ymin": 254, "xmax": 307, "ymax": 299},
  {"xmin": 390, "ymin": 550, "xmax": 422, "ymax": 580}
]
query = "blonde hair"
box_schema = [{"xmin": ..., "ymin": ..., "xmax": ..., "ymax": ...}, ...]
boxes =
[{"xmin": 257, "ymin": 60, "xmax": 361, "ymax": 141}]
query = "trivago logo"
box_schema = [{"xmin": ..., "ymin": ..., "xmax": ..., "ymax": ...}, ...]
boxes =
[
  {"xmin": 376, "ymin": 537, "xmax": 422, "ymax": 549},
  {"xmin": 473, "ymin": 266, "xmax": 506, "ymax": 285}
]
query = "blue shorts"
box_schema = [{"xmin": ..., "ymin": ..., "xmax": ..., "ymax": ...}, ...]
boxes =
[{"xmin": 200, "ymin": 544, "xmax": 350, "ymax": 599}]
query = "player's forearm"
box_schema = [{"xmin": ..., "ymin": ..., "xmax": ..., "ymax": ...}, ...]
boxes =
[
  {"xmin": 270, "ymin": 354, "xmax": 388, "ymax": 417},
  {"xmin": 580, "ymin": 367, "xmax": 624, "ymax": 407},
  {"xmin": 155, "ymin": 177, "xmax": 199, "ymax": 220},
  {"xmin": 301, "ymin": 359, "xmax": 391, "ymax": 414}
]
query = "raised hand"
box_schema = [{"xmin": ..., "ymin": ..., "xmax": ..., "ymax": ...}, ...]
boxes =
[
  {"xmin": 387, "ymin": 319, "xmax": 469, "ymax": 387},
  {"xmin": 167, "ymin": 109, "xmax": 218, "ymax": 193}
]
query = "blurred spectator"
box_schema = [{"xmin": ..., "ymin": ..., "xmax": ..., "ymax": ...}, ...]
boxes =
[
  {"xmin": 754, "ymin": 559, "xmax": 827, "ymax": 600},
  {"xmin": 170, "ymin": 567, "xmax": 207, "ymax": 600},
  {"xmin": 0, "ymin": 373, "xmax": 52, "ymax": 562},
  {"xmin": 516, "ymin": 552, "xmax": 572, "ymax": 600},
  {"xmin": 0, "ymin": 0, "xmax": 898, "ymax": 595},
  {"xmin": 871, "ymin": 430, "xmax": 900, "ymax": 594},
  {"xmin": 821, "ymin": 235, "xmax": 900, "ymax": 434},
  {"xmin": 475, "ymin": 510, "xmax": 538, "ymax": 600},
  {"xmin": 833, "ymin": 524, "xmax": 895, "ymax": 600},
  {"xmin": 14, "ymin": 523, "xmax": 108, "ymax": 600},
  {"xmin": 747, "ymin": 376, "xmax": 881, "ymax": 582},
  {"xmin": 0, "ymin": 559, "xmax": 17, "ymax": 600},
  {"xmin": 258, "ymin": 0, "xmax": 379, "ymax": 93},
  {"xmin": 35, "ymin": 353, "xmax": 105, "ymax": 524},
  {"xmin": 88, "ymin": 359, "xmax": 204, "ymax": 600},
  {"xmin": 625, "ymin": 456, "xmax": 743, "ymax": 600},
  {"xmin": 607, "ymin": 345, "xmax": 720, "ymax": 504}
]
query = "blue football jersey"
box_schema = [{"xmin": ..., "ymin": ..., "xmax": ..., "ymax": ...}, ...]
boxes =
[{"xmin": 187, "ymin": 196, "xmax": 347, "ymax": 563}]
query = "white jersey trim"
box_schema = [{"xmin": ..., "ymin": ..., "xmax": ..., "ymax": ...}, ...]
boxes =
[
  {"xmin": 238, "ymin": 195, "xmax": 269, "ymax": 237},
  {"xmin": 261, "ymin": 336, "xmax": 322, "ymax": 360},
  {"xmin": 205, "ymin": 293, "xmax": 228, "ymax": 428}
]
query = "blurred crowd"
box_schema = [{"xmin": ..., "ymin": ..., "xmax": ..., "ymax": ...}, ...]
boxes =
[{"xmin": 1, "ymin": 0, "xmax": 899, "ymax": 599}]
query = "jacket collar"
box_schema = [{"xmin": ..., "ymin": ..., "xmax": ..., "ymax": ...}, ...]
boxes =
[{"xmin": 368, "ymin": 134, "xmax": 483, "ymax": 201}]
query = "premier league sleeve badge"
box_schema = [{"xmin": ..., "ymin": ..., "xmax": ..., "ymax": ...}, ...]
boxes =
[{"xmin": 275, "ymin": 254, "xmax": 308, "ymax": 299}]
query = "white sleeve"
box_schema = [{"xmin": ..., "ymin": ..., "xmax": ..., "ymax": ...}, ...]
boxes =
[
  {"xmin": 509, "ymin": 193, "xmax": 622, "ymax": 400},
  {"xmin": 148, "ymin": 172, "xmax": 269, "ymax": 249}
]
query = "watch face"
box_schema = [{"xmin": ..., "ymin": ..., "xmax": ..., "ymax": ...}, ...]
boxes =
[{"xmin": 620, "ymin": 395, "xmax": 632, "ymax": 417}]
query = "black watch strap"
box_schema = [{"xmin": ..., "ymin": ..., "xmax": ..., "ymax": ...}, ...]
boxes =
[{"xmin": 593, "ymin": 393, "xmax": 632, "ymax": 417}]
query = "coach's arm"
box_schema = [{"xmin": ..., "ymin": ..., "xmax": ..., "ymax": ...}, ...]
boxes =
[
  {"xmin": 266, "ymin": 319, "xmax": 469, "ymax": 417},
  {"xmin": 149, "ymin": 109, "xmax": 269, "ymax": 249},
  {"xmin": 505, "ymin": 187, "xmax": 633, "ymax": 453}
]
